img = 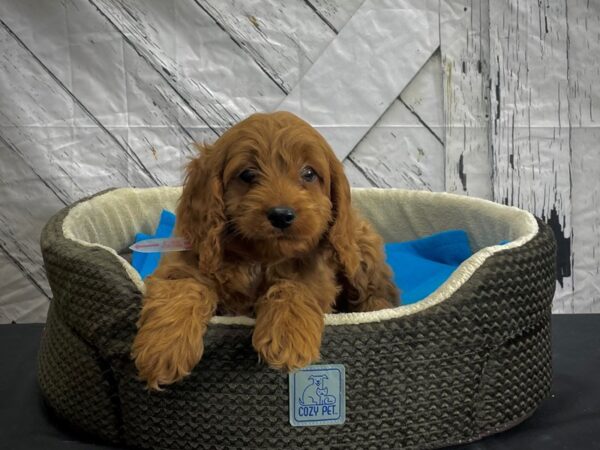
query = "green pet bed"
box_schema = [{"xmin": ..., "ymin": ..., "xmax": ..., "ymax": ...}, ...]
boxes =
[{"xmin": 38, "ymin": 187, "xmax": 556, "ymax": 449}]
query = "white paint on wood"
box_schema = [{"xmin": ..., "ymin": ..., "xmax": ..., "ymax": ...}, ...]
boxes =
[
  {"xmin": 88, "ymin": 0, "xmax": 265, "ymax": 130},
  {"xmin": 348, "ymin": 99, "xmax": 445, "ymax": 191},
  {"xmin": 399, "ymin": 49, "xmax": 444, "ymax": 142},
  {"xmin": 441, "ymin": 0, "xmax": 492, "ymax": 199},
  {"xmin": 0, "ymin": 251, "xmax": 49, "ymax": 323},
  {"xmin": 346, "ymin": 50, "xmax": 445, "ymax": 191},
  {"xmin": 197, "ymin": 0, "xmax": 336, "ymax": 94},
  {"xmin": 489, "ymin": 0, "xmax": 573, "ymax": 311},
  {"xmin": 278, "ymin": 0, "xmax": 439, "ymax": 160},
  {"xmin": 343, "ymin": 158, "xmax": 375, "ymax": 188},
  {"xmin": 0, "ymin": 0, "xmax": 206, "ymax": 187},
  {"xmin": 0, "ymin": 22, "xmax": 151, "ymax": 196},
  {"xmin": 567, "ymin": 0, "xmax": 600, "ymax": 312},
  {"xmin": 0, "ymin": 136, "xmax": 60, "ymax": 307},
  {"xmin": 305, "ymin": 0, "xmax": 365, "ymax": 32},
  {"xmin": 1, "ymin": 0, "xmax": 599, "ymax": 320}
]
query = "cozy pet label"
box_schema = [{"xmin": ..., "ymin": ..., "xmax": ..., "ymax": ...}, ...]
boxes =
[{"xmin": 289, "ymin": 364, "xmax": 345, "ymax": 427}]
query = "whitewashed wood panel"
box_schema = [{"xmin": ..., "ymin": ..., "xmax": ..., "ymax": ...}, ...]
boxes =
[
  {"xmin": 347, "ymin": 49, "xmax": 444, "ymax": 191},
  {"xmin": 279, "ymin": 0, "xmax": 439, "ymax": 160},
  {"xmin": 343, "ymin": 158, "xmax": 376, "ymax": 188},
  {"xmin": 348, "ymin": 99, "xmax": 444, "ymax": 191},
  {"xmin": 1, "ymin": 0, "xmax": 599, "ymax": 320},
  {"xmin": 0, "ymin": 22, "xmax": 154, "ymax": 193},
  {"xmin": 399, "ymin": 49, "xmax": 444, "ymax": 144},
  {"xmin": 0, "ymin": 135, "xmax": 59, "ymax": 309},
  {"xmin": 305, "ymin": 0, "xmax": 365, "ymax": 32},
  {"xmin": 489, "ymin": 0, "xmax": 573, "ymax": 312},
  {"xmin": 90, "ymin": 0, "xmax": 285, "ymax": 126},
  {"xmin": 567, "ymin": 0, "xmax": 600, "ymax": 313},
  {"xmin": 0, "ymin": 0, "xmax": 204, "ymax": 187},
  {"xmin": 441, "ymin": 0, "xmax": 492, "ymax": 199},
  {"xmin": 196, "ymin": 0, "xmax": 337, "ymax": 94},
  {"xmin": 0, "ymin": 250, "xmax": 48, "ymax": 323}
]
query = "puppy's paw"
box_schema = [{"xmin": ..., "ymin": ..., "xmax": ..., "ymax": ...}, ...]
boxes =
[
  {"xmin": 132, "ymin": 327, "xmax": 204, "ymax": 391},
  {"xmin": 253, "ymin": 323, "xmax": 321, "ymax": 372},
  {"xmin": 131, "ymin": 278, "xmax": 216, "ymax": 390}
]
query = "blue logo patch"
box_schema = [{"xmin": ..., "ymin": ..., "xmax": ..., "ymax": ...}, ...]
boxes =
[{"xmin": 289, "ymin": 364, "xmax": 345, "ymax": 426}]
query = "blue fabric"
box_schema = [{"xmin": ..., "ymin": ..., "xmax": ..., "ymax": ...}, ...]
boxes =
[
  {"xmin": 384, "ymin": 230, "xmax": 473, "ymax": 305},
  {"xmin": 130, "ymin": 212, "xmax": 479, "ymax": 305},
  {"xmin": 131, "ymin": 210, "xmax": 176, "ymax": 279}
]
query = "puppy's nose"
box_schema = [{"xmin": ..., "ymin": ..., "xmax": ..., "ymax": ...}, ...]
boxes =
[{"xmin": 267, "ymin": 206, "xmax": 296, "ymax": 229}]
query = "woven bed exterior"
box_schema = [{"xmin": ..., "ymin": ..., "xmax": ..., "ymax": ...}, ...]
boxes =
[{"xmin": 38, "ymin": 191, "xmax": 556, "ymax": 450}]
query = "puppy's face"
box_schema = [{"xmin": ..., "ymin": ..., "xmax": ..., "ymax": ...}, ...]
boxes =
[{"xmin": 221, "ymin": 114, "xmax": 333, "ymax": 260}]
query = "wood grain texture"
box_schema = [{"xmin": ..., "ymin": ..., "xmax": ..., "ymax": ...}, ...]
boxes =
[
  {"xmin": 441, "ymin": 0, "xmax": 492, "ymax": 199},
  {"xmin": 399, "ymin": 49, "xmax": 445, "ymax": 145},
  {"xmin": 347, "ymin": 50, "xmax": 445, "ymax": 191},
  {"xmin": 195, "ymin": 0, "xmax": 336, "ymax": 94},
  {"xmin": 0, "ymin": 249, "xmax": 49, "ymax": 323},
  {"xmin": 567, "ymin": 0, "xmax": 600, "ymax": 312},
  {"xmin": 279, "ymin": 0, "xmax": 440, "ymax": 160},
  {"xmin": 489, "ymin": 0, "xmax": 573, "ymax": 311},
  {"xmin": 347, "ymin": 98, "xmax": 445, "ymax": 191},
  {"xmin": 90, "ymin": 0, "xmax": 284, "ymax": 126},
  {"xmin": 1, "ymin": 0, "xmax": 598, "ymax": 320},
  {"xmin": 0, "ymin": 134, "xmax": 58, "ymax": 307},
  {"xmin": 0, "ymin": 0, "xmax": 204, "ymax": 187},
  {"xmin": 304, "ymin": 0, "xmax": 365, "ymax": 32}
]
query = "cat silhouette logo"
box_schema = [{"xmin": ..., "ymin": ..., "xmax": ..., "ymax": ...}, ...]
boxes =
[{"xmin": 289, "ymin": 365, "xmax": 345, "ymax": 426}]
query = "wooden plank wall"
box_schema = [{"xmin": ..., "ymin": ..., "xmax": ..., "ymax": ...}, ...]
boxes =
[{"xmin": 0, "ymin": 0, "xmax": 596, "ymax": 321}]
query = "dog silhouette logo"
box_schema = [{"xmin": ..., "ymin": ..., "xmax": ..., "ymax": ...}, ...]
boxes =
[
  {"xmin": 299, "ymin": 374, "xmax": 337, "ymax": 406},
  {"xmin": 289, "ymin": 365, "xmax": 345, "ymax": 426}
]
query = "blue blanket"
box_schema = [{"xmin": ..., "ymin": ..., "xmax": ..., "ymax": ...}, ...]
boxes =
[
  {"xmin": 384, "ymin": 231, "xmax": 472, "ymax": 304},
  {"xmin": 131, "ymin": 210, "xmax": 476, "ymax": 304}
]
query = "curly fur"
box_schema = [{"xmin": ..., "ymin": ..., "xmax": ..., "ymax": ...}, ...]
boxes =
[{"xmin": 132, "ymin": 111, "xmax": 399, "ymax": 390}]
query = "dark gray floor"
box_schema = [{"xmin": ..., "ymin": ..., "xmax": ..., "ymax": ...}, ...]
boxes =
[{"xmin": 0, "ymin": 315, "xmax": 599, "ymax": 449}]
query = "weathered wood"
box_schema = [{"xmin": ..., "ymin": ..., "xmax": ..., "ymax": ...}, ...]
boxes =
[
  {"xmin": 0, "ymin": 15, "xmax": 138, "ymax": 316},
  {"xmin": 304, "ymin": 0, "xmax": 365, "ymax": 32},
  {"xmin": 399, "ymin": 49, "xmax": 444, "ymax": 146},
  {"xmin": 1, "ymin": 0, "xmax": 598, "ymax": 320},
  {"xmin": 440, "ymin": 0, "xmax": 492, "ymax": 199},
  {"xmin": 0, "ymin": 0, "xmax": 202, "ymax": 187},
  {"xmin": 0, "ymin": 135, "xmax": 59, "ymax": 308},
  {"xmin": 489, "ymin": 0, "xmax": 573, "ymax": 311},
  {"xmin": 279, "ymin": 0, "xmax": 440, "ymax": 160},
  {"xmin": 348, "ymin": 98, "xmax": 445, "ymax": 191},
  {"xmin": 90, "ymin": 0, "xmax": 284, "ymax": 126},
  {"xmin": 347, "ymin": 50, "xmax": 445, "ymax": 191},
  {"xmin": 309, "ymin": 0, "xmax": 445, "ymax": 164},
  {"xmin": 195, "ymin": 0, "xmax": 336, "ymax": 94},
  {"xmin": 567, "ymin": 0, "xmax": 600, "ymax": 312},
  {"xmin": 0, "ymin": 20, "xmax": 153, "ymax": 197},
  {"xmin": 343, "ymin": 158, "xmax": 376, "ymax": 188},
  {"xmin": 0, "ymin": 248, "xmax": 49, "ymax": 323}
]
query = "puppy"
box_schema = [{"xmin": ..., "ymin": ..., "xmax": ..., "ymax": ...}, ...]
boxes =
[{"xmin": 132, "ymin": 111, "xmax": 398, "ymax": 390}]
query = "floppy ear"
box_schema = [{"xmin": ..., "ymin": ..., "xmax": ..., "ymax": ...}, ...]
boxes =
[
  {"xmin": 327, "ymin": 151, "xmax": 361, "ymax": 279},
  {"xmin": 175, "ymin": 145, "xmax": 226, "ymax": 274}
]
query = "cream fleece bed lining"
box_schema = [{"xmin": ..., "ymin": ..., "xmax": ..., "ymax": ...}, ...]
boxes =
[{"xmin": 62, "ymin": 187, "xmax": 538, "ymax": 326}]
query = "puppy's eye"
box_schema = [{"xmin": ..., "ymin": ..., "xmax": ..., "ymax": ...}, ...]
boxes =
[
  {"xmin": 239, "ymin": 169, "xmax": 257, "ymax": 183},
  {"xmin": 301, "ymin": 166, "xmax": 318, "ymax": 183}
]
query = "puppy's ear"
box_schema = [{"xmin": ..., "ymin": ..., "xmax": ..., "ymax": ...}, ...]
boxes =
[
  {"xmin": 175, "ymin": 144, "xmax": 226, "ymax": 274},
  {"xmin": 327, "ymin": 150, "xmax": 361, "ymax": 279}
]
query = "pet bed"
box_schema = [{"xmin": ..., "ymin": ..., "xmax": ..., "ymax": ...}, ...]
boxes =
[{"xmin": 38, "ymin": 187, "xmax": 556, "ymax": 449}]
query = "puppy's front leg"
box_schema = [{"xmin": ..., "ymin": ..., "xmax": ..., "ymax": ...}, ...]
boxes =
[
  {"xmin": 132, "ymin": 276, "xmax": 217, "ymax": 390},
  {"xmin": 252, "ymin": 281, "xmax": 325, "ymax": 371}
]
